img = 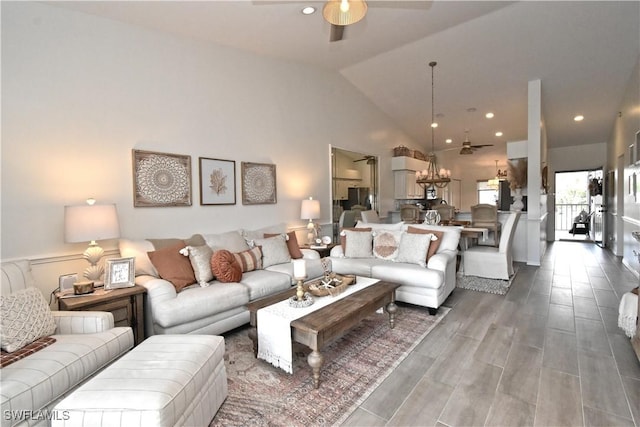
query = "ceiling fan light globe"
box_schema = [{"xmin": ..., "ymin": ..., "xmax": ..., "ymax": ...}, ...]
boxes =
[
  {"xmin": 460, "ymin": 147, "xmax": 473, "ymax": 155},
  {"xmin": 323, "ymin": 0, "xmax": 367, "ymax": 26}
]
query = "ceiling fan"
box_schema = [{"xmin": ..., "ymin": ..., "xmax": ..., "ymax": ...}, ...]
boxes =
[
  {"xmin": 458, "ymin": 131, "xmax": 493, "ymax": 155},
  {"xmin": 354, "ymin": 155, "xmax": 376, "ymax": 164}
]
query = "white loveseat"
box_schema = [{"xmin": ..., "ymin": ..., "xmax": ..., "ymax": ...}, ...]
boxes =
[
  {"xmin": 0, "ymin": 260, "xmax": 133, "ymax": 427},
  {"xmin": 119, "ymin": 224, "xmax": 325, "ymax": 337},
  {"xmin": 329, "ymin": 222, "xmax": 461, "ymax": 314}
]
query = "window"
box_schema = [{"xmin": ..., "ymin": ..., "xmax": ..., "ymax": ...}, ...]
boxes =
[{"xmin": 477, "ymin": 180, "xmax": 498, "ymax": 205}]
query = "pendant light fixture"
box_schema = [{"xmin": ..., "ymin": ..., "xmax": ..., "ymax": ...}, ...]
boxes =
[
  {"xmin": 322, "ymin": 0, "xmax": 368, "ymax": 26},
  {"xmin": 417, "ymin": 61, "xmax": 451, "ymax": 189}
]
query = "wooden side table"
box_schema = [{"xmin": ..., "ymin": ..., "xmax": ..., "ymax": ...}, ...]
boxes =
[
  {"xmin": 58, "ymin": 285, "xmax": 146, "ymax": 345},
  {"xmin": 300, "ymin": 243, "xmax": 336, "ymax": 258}
]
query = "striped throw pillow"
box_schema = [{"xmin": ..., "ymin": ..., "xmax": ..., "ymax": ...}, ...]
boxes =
[{"xmin": 233, "ymin": 246, "xmax": 263, "ymax": 272}]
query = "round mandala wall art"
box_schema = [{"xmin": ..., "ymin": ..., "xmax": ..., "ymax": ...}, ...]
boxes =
[
  {"xmin": 133, "ymin": 149, "xmax": 192, "ymax": 207},
  {"xmin": 241, "ymin": 162, "xmax": 277, "ymax": 205}
]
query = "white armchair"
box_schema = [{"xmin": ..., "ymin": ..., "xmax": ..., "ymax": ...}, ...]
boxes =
[
  {"xmin": 463, "ymin": 212, "xmax": 520, "ymax": 280},
  {"xmin": 1, "ymin": 260, "xmax": 133, "ymax": 427}
]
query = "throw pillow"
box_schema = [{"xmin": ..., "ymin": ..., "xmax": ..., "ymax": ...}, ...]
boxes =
[
  {"xmin": 395, "ymin": 232, "xmax": 433, "ymax": 267},
  {"xmin": 1, "ymin": 288, "xmax": 57, "ymax": 353},
  {"xmin": 147, "ymin": 241, "xmax": 197, "ymax": 292},
  {"xmin": 372, "ymin": 230, "xmax": 402, "ymax": 260},
  {"xmin": 355, "ymin": 221, "xmax": 404, "ymax": 231},
  {"xmin": 251, "ymin": 234, "xmax": 291, "ymax": 268},
  {"xmin": 202, "ymin": 231, "xmax": 251, "ymax": 253},
  {"xmin": 340, "ymin": 227, "xmax": 372, "ymax": 251},
  {"xmin": 233, "ymin": 246, "xmax": 263, "ymax": 272},
  {"xmin": 264, "ymin": 232, "xmax": 303, "ymax": 259},
  {"xmin": 1, "ymin": 336, "xmax": 56, "ymax": 367},
  {"xmin": 210, "ymin": 250, "xmax": 243, "ymax": 283},
  {"xmin": 118, "ymin": 239, "xmax": 158, "ymax": 277},
  {"xmin": 407, "ymin": 226, "xmax": 444, "ymax": 261},
  {"xmin": 342, "ymin": 229, "xmax": 374, "ymax": 258},
  {"xmin": 181, "ymin": 245, "xmax": 214, "ymax": 287}
]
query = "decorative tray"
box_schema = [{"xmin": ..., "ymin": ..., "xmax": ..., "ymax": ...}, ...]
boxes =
[{"xmin": 307, "ymin": 274, "xmax": 356, "ymax": 297}]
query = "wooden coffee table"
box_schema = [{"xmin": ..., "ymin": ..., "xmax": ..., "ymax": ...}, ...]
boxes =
[{"xmin": 247, "ymin": 280, "xmax": 400, "ymax": 388}]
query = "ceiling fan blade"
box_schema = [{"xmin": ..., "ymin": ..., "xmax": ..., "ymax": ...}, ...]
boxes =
[
  {"xmin": 471, "ymin": 144, "xmax": 494, "ymax": 148},
  {"xmin": 330, "ymin": 24, "xmax": 345, "ymax": 42}
]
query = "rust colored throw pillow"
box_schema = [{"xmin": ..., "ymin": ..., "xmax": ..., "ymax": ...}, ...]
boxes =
[
  {"xmin": 339, "ymin": 227, "xmax": 372, "ymax": 251},
  {"xmin": 407, "ymin": 227, "xmax": 444, "ymax": 261},
  {"xmin": 210, "ymin": 250, "xmax": 243, "ymax": 283},
  {"xmin": 264, "ymin": 232, "xmax": 303, "ymax": 259},
  {"xmin": 233, "ymin": 246, "xmax": 263, "ymax": 272},
  {"xmin": 147, "ymin": 241, "xmax": 196, "ymax": 292}
]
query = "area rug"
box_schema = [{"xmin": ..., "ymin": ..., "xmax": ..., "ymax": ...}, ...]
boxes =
[
  {"xmin": 456, "ymin": 268, "xmax": 518, "ymax": 295},
  {"xmin": 210, "ymin": 304, "xmax": 449, "ymax": 427}
]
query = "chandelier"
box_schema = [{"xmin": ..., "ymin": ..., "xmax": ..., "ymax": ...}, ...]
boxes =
[
  {"xmin": 416, "ymin": 61, "xmax": 450, "ymax": 189},
  {"xmin": 487, "ymin": 160, "xmax": 508, "ymax": 190}
]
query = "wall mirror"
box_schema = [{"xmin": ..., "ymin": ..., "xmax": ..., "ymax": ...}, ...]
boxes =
[{"xmin": 330, "ymin": 146, "xmax": 379, "ymax": 238}]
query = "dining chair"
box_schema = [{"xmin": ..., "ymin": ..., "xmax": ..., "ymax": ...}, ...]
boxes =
[
  {"xmin": 400, "ymin": 204, "xmax": 420, "ymax": 224},
  {"xmin": 463, "ymin": 212, "xmax": 520, "ymax": 280},
  {"xmin": 338, "ymin": 210, "xmax": 357, "ymax": 228},
  {"xmin": 433, "ymin": 204, "xmax": 456, "ymax": 223},
  {"xmin": 360, "ymin": 210, "xmax": 381, "ymax": 224},
  {"xmin": 470, "ymin": 203, "xmax": 501, "ymax": 247}
]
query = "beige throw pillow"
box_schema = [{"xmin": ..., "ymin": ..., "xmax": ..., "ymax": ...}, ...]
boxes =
[
  {"xmin": 252, "ymin": 234, "xmax": 291, "ymax": 268},
  {"xmin": 372, "ymin": 230, "xmax": 402, "ymax": 260},
  {"xmin": 395, "ymin": 232, "xmax": 433, "ymax": 267},
  {"xmin": 343, "ymin": 229, "xmax": 374, "ymax": 258},
  {"xmin": 1, "ymin": 288, "xmax": 57, "ymax": 353},
  {"xmin": 182, "ymin": 245, "xmax": 214, "ymax": 286}
]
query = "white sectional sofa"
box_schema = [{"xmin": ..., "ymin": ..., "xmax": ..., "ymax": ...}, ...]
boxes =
[
  {"xmin": 119, "ymin": 224, "xmax": 325, "ymax": 337},
  {"xmin": 329, "ymin": 222, "xmax": 461, "ymax": 314},
  {"xmin": 0, "ymin": 260, "xmax": 133, "ymax": 427}
]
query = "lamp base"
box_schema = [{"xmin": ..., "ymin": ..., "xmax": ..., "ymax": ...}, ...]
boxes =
[{"xmin": 83, "ymin": 243, "xmax": 105, "ymax": 286}]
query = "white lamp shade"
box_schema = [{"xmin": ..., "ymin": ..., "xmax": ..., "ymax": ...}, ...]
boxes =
[
  {"xmin": 300, "ymin": 198, "xmax": 321, "ymax": 220},
  {"xmin": 64, "ymin": 204, "xmax": 120, "ymax": 243}
]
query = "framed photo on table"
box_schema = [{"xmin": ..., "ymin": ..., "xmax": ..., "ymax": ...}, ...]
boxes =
[{"xmin": 104, "ymin": 257, "xmax": 135, "ymax": 289}]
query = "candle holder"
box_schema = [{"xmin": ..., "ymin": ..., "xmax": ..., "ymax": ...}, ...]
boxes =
[{"xmin": 289, "ymin": 277, "xmax": 314, "ymax": 308}]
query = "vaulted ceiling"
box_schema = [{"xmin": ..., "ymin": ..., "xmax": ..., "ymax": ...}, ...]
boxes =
[{"xmin": 53, "ymin": 1, "xmax": 640, "ymax": 154}]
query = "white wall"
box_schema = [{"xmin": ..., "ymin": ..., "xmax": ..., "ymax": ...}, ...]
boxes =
[
  {"xmin": 1, "ymin": 3, "xmax": 418, "ymax": 293},
  {"xmin": 609, "ymin": 56, "xmax": 640, "ymax": 274}
]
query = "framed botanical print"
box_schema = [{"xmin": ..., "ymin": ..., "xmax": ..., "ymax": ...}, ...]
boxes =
[
  {"xmin": 241, "ymin": 162, "xmax": 277, "ymax": 205},
  {"xmin": 199, "ymin": 157, "xmax": 236, "ymax": 205},
  {"xmin": 104, "ymin": 257, "xmax": 135, "ymax": 289},
  {"xmin": 132, "ymin": 149, "xmax": 192, "ymax": 207}
]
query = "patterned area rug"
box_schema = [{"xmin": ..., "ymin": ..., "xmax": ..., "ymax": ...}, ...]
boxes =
[
  {"xmin": 210, "ymin": 304, "xmax": 449, "ymax": 426},
  {"xmin": 456, "ymin": 268, "xmax": 518, "ymax": 295}
]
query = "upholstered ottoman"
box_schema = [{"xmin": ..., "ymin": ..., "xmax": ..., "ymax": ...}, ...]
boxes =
[{"xmin": 52, "ymin": 335, "xmax": 227, "ymax": 427}]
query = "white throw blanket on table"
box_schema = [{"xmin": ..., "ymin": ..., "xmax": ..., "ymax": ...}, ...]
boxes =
[
  {"xmin": 618, "ymin": 291, "xmax": 638, "ymax": 338},
  {"xmin": 257, "ymin": 276, "xmax": 379, "ymax": 373}
]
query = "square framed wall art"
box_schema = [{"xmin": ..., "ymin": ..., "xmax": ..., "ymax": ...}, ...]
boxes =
[
  {"xmin": 132, "ymin": 149, "xmax": 192, "ymax": 207},
  {"xmin": 199, "ymin": 157, "xmax": 236, "ymax": 205},
  {"xmin": 241, "ymin": 162, "xmax": 277, "ymax": 205}
]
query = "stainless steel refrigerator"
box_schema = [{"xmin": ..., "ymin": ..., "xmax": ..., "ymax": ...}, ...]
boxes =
[{"xmin": 347, "ymin": 187, "xmax": 370, "ymax": 210}]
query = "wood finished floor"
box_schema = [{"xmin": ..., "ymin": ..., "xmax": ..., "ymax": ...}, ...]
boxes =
[{"xmin": 344, "ymin": 241, "xmax": 640, "ymax": 427}]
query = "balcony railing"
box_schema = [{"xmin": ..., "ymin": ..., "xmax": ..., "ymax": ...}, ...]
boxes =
[{"xmin": 556, "ymin": 203, "xmax": 589, "ymax": 230}]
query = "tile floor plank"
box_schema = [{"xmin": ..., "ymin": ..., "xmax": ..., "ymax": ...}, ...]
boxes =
[{"xmin": 534, "ymin": 367, "xmax": 583, "ymax": 427}]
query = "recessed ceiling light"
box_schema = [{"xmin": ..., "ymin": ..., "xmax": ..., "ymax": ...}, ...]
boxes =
[
  {"xmin": 495, "ymin": 131, "xmax": 503, "ymax": 137},
  {"xmin": 574, "ymin": 115, "xmax": 584, "ymax": 122},
  {"xmin": 301, "ymin": 6, "xmax": 316, "ymax": 15},
  {"xmin": 445, "ymin": 139, "xmax": 453, "ymax": 144},
  {"xmin": 431, "ymin": 122, "xmax": 438, "ymax": 128},
  {"xmin": 486, "ymin": 112, "xmax": 494, "ymax": 119}
]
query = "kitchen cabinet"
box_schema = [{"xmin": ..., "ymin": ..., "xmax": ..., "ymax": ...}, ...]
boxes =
[
  {"xmin": 333, "ymin": 180, "xmax": 351, "ymax": 200},
  {"xmin": 394, "ymin": 171, "xmax": 424, "ymax": 199}
]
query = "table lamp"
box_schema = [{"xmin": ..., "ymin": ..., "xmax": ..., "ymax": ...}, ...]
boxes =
[
  {"xmin": 64, "ymin": 198, "xmax": 120, "ymax": 285},
  {"xmin": 301, "ymin": 197, "xmax": 321, "ymax": 243}
]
